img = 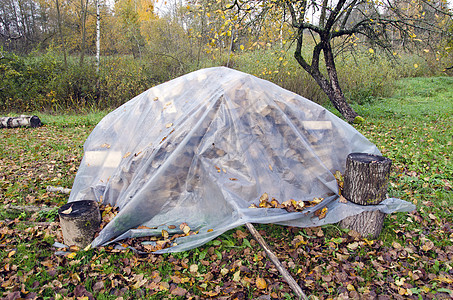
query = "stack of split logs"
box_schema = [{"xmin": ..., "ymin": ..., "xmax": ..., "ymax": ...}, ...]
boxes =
[{"xmin": 0, "ymin": 115, "xmax": 42, "ymax": 128}]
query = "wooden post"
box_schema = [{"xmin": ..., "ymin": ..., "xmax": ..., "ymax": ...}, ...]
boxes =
[
  {"xmin": 339, "ymin": 153, "xmax": 392, "ymax": 239},
  {"xmin": 58, "ymin": 200, "xmax": 101, "ymax": 248},
  {"xmin": 0, "ymin": 115, "xmax": 42, "ymax": 128}
]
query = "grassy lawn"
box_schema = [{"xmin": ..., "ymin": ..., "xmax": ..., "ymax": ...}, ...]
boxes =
[{"xmin": 0, "ymin": 77, "xmax": 452, "ymax": 299}]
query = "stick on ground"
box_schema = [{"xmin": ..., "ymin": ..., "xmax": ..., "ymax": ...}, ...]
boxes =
[{"xmin": 245, "ymin": 222, "xmax": 309, "ymax": 300}]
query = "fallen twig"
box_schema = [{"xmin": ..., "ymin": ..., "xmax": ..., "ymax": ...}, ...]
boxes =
[
  {"xmin": 5, "ymin": 205, "xmax": 56, "ymax": 213},
  {"xmin": 46, "ymin": 186, "xmax": 72, "ymax": 194},
  {"xmin": 245, "ymin": 222, "xmax": 309, "ymax": 300}
]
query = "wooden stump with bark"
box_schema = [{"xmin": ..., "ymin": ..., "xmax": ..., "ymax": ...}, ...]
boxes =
[
  {"xmin": 339, "ymin": 153, "xmax": 392, "ymax": 239},
  {"xmin": 58, "ymin": 200, "xmax": 101, "ymax": 248},
  {"xmin": 0, "ymin": 115, "xmax": 42, "ymax": 128}
]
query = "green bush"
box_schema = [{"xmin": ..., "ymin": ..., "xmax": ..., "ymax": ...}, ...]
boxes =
[{"xmin": 0, "ymin": 44, "xmax": 449, "ymax": 114}]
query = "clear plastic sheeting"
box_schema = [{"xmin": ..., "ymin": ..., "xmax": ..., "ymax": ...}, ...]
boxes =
[{"xmin": 68, "ymin": 67, "xmax": 415, "ymax": 253}]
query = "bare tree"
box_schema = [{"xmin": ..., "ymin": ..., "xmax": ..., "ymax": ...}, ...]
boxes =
[{"xmin": 227, "ymin": 0, "xmax": 452, "ymax": 122}]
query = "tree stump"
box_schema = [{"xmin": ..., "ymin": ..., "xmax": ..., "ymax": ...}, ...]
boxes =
[
  {"xmin": 0, "ymin": 115, "xmax": 42, "ymax": 128},
  {"xmin": 58, "ymin": 200, "xmax": 101, "ymax": 248},
  {"xmin": 339, "ymin": 153, "xmax": 392, "ymax": 239}
]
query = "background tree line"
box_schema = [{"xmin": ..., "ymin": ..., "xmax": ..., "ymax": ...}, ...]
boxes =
[{"xmin": 0, "ymin": 0, "xmax": 452, "ymax": 117}]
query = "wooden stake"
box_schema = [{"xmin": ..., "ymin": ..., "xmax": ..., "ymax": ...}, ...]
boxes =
[{"xmin": 245, "ymin": 222, "xmax": 309, "ymax": 300}]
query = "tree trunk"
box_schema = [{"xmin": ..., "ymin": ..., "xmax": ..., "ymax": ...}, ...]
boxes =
[
  {"xmin": 339, "ymin": 153, "xmax": 392, "ymax": 238},
  {"xmin": 55, "ymin": 0, "xmax": 67, "ymax": 68},
  {"xmin": 95, "ymin": 0, "xmax": 100, "ymax": 73},
  {"xmin": 58, "ymin": 200, "xmax": 101, "ymax": 248},
  {"xmin": 294, "ymin": 37, "xmax": 359, "ymax": 123},
  {"xmin": 322, "ymin": 42, "xmax": 359, "ymax": 123},
  {"xmin": 79, "ymin": 0, "xmax": 89, "ymax": 67},
  {"xmin": 0, "ymin": 115, "xmax": 42, "ymax": 128}
]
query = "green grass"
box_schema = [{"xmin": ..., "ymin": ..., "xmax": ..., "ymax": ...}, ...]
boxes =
[{"xmin": 0, "ymin": 76, "xmax": 452, "ymax": 299}]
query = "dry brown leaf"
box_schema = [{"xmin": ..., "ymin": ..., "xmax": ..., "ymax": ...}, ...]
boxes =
[
  {"xmin": 137, "ymin": 225, "xmax": 151, "ymax": 229},
  {"xmin": 339, "ymin": 195, "xmax": 348, "ymax": 203},
  {"xmin": 315, "ymin": 207, "xmax": 328, "ymax": 219}
]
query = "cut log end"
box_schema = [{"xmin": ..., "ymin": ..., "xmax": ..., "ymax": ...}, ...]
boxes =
[
  {"xmin": 340, "ymin": 153, "xmax": 392, "ymax": 239},
  {"xmin": 58, "ymin": 200, "xmax": 101, "ymax": 248}
]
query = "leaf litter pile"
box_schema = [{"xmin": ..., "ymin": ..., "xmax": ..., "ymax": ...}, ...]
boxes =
[
  {"xmin": 1, "ymin": 101, "xmax": 453, "ymax": 299},
  {"xmin": 249, "ymin": 193, "xmax": 328, "ymax": 219}
]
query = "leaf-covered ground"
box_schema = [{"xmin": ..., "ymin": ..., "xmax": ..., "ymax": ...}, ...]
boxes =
[{"xmin": 1, "ymin": 77, "xmax": 452, "ymax": 299}]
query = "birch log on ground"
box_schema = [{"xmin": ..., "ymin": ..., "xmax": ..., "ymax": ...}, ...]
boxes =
[
  {"xmin": 339, "ymin": 153, "xmax": 392, "ymax": 239},
  {"xmin": 58, "ymin": 200, "xmax": 101, "ymax": 248},
  {"xmin": 0, "ymin": 115, "xmax": 42, "ymax": 128}
]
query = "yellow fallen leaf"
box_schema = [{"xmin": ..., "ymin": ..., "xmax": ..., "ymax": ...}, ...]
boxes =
[
  {"xmin": 7, "ymin": 250, "xmax": 15, "ymax": 258},
  {"xmin": 256, "ymin": 277, "xmax": 267, "ymax": 289},
  {"xmin": 123, "ymin": 152, "xmax": 131, "ymax": 158},
  {"xmin": 183, "ymin": 225, "xmax": 191, "ymax": 235},
  {"xmin": 435, "ymin": 276, "xmax": 453, "ymax": 284},
  {"xmin": 60, "ymin": 205, "xmax": 73, "ymax": 214},
  {"xmin": 165, "ymin": 123, "xmax": 173, "ymax": 128},
  {"xmin": 162, "ymin": 230, "xmax": 169, "ymax": 239},
  {"xmin": 233, "ymin": 270, "xmax": 241, "ymax": 282},
  {"xmin": 315, "ymin": 207, "xmax": 328, "ymax": 219},
  {"xmin": 207, "ymin": 229, "xmax": 213, "ymax": 232},
  {"xmin": 67, "ymin": 252, "xmax": 76, "ymax": 259}
]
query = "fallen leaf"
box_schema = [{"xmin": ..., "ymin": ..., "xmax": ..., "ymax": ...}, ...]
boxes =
[
  {"xmin": 189, "ymin": 264, "xmax": 198, "ymax": 274},
  {"xmin": 171, "ymin": 286, "xmax": 187, "ymax": 296},
  {"xmin": 256, "ymin": 277, "xmax": 267, "ymax": 289},
  {"xmin": 162, "ymin": 230, "xmax": 169, "ymax": 239},
  {"xmin": 69, "ymin": 245, "xmax": 80, "ymax": 252},
  {"xmin": 60, "ymin": 205, "xmax": 73, "ymax": 214},
  {"xmin": 137, "ymin": 225, "xmax": 151, "ymax": 229},
  {"xmin": 339, "ymin": 195, "xmax": 348, "ymax": 203},
  {"xmin": 315, "ymin": 207, "xmax": 328, "ymax": 219},
  {"xmin": 123, "ymin": 152, "xmax": 131, "ymax": 158},
  {"xmin": 347, "ymin": 242, "xmax": 359, "ymax": 251},
  {"xmin": 421, "ymin": 241, "xmax": 434, "ymax": 251}
]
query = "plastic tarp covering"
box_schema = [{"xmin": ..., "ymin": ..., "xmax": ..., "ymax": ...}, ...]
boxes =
[{"xmin": 68, "ymin": 67, "xmax": 415, "ymax": 253}]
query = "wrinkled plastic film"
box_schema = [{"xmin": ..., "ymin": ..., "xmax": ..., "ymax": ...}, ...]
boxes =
[{"xmin": 68, "ymin": 67, "xmax": 415, "ymax": 253}]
